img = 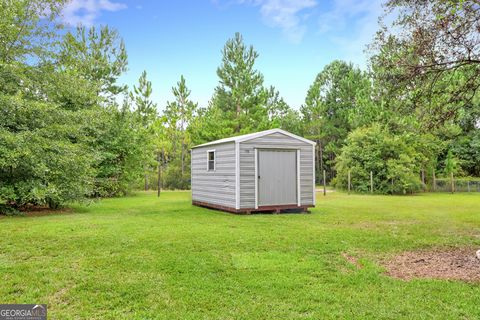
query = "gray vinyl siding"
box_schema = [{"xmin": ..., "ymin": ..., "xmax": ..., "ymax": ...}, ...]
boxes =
[
  {"xmin": 239, "ymin": 132, "xmax": 314, "ymax": 208},
  {"xmin": 191, "ymin": 142, "xmax": 236, "ymax": 208}
]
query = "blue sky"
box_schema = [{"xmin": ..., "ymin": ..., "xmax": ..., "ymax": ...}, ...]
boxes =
[{"xmin": 61, "ymin": 0, "xmax": 385, "ymax": 111}]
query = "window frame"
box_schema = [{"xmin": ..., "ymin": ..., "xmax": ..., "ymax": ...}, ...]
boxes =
[{"xmin": 207, "ymin": 149, "xmax": 216, "ymax": 172}]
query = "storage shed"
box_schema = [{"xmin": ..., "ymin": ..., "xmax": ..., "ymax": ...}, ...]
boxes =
[{"xmin": 191, "ymin": 129, "xmax": 316, "ymax": 213}]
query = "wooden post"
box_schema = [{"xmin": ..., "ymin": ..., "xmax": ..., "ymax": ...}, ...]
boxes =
[
  {"xmin": 370, "ymin": 171, "xmax": 373, "ymax": 193},
  {"xmin": 157, "ymin": 151, "xmax": 161, "ymax": 197},
  {"xmin": 432, "ymin": 169, "xmax": 436, "ymax": 192},
  {"xmin": 348, "ymin": 170, "xmax": 351, "ymax": 194},
  {"xmin": 323, "ymin": 169, "xmax": 326, "ymax": 196},
  {"xmin": 450, "ymin": 172, "xmax": 454, "ymax": 194},
  {"xmin": 467, "ymin": 180, "xmax": 471, "ymax": 192}
]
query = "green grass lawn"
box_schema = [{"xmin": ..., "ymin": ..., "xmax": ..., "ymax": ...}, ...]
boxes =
[{"xmin": 1, "ymin": 191, "xmax": 480, "ymax": 319}]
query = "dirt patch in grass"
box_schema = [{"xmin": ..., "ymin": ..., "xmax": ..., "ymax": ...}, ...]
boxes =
[
  {"xmin": 384, "ymin": 247, "xmax": 480, "ymax": 282},
  {"xmin": 342, "ymin": 253, "xmax": 362, "ymax": 269},
  {"xmin": 50, "ymin": 285, "xmax": 74, "ymax": 305}
]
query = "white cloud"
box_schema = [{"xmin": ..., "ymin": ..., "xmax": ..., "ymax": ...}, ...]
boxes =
[
  {"xmin": 239, "ymin": 0, "xmax": 317, "ymax": 43},
  {"xmin": 61, "ymin": 0, "xmax": 127, "ymax": 27},
  {"xmin": 317, "ymin": 0, "xmax": 385, "ymax": 67}
]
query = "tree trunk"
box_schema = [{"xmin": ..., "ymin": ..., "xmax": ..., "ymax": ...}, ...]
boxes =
[
  {"xmin": 323, "ymin": 169, "xmax": 326, "ymax": 196},
  {"xmin": 181, "ymin": 139, "xmax": 185, "ymax": 176},
  {"xmin": 180, "ymin": 118, "xmax": 186, "ymax": 176},
  {"xmin": 347, "ymin": 170, "xmax": 351, "ymax": 194},
  {"xmin": 330, "ymin": 153, "xmax": 335, "ymax": 180},
  {"xmin": 450, "ymin": 172, "xmax": 454, "ymax": 193},
  {"xmin": 421, "ymin": 169, "xmax": 425, "ymax": 192},
  {"xmin": 157, "ymin": 151, "xmax": 161, "ymax": 197},
  {"xmin": 236, "ymin": 99, "xmax": 241, "ymax": 133},
  {"xmin": 317, "ymin": 140, "xmax": 323, "ymax": 184}
]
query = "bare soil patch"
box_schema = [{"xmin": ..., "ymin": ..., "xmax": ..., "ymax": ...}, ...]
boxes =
[
  {"xmin": 342, "ymin": 252, "xmax": 362, "ymax": 269},
  {"xmin": 384, "ymin": 247, "xmax": 480, "ymax": 282}
]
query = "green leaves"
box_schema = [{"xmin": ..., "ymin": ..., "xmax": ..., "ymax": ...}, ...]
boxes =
[
  {"xmin": 334, "ymin": 124, "xmax": 432, "ymax": 194},
  {"xmin": 372, "ymin": 0, "xmax": 480, "ymax": 129},
  {"xmin": 0, "ymin": 95, "xmax": 94, "ymax": 208},
  {"xmin": 198, "ymin": 32, "xmax": 300, "ymax": 144},
  {"xmin": 160, "ymin": 76, "xmax": 198, "ymax": 189},
  {"xmin": 0, "ymin": 0, "xmax": 65, "ymax": 64},
  {"xmin": 301, "ymin": 60, "xmax": 376, "ymax": 179},
  {"xmin": 213, "ymin": 32, "xmax": 270, "ymax": 134},
  {"xmin": 130, "ymin": 70, "xmax": 157, "ymax": 127},
  {"xmin": 58, "ymin": 25, "xmax": 128, "ymax": 105},
  {"xmin": 0, "ymin": 2, "xmax": 140, "ymax": 211}
]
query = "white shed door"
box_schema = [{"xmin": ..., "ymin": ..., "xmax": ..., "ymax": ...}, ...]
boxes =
[{"xmin": 258, "ymin": 150, "xmax": 297, "ymax": 206}]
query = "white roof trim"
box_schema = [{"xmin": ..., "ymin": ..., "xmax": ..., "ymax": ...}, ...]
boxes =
[{"xmin": 191, "ymin": 128, "xmax": 316, "ymax": 148}]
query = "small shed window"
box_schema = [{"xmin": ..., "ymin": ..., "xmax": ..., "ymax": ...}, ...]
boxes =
[{"xmin": 207, "ymin": 150, "xmax": 215, "ymax": 171}]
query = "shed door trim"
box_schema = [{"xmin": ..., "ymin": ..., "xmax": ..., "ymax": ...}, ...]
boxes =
[
  {"xmin": 255, "ymin": 148, "xmax": 300, "ymax": 208},
  {"xmin": 297, "ymin": 149, "xmax": 301, "ymax": 206},
  {"xmin": 312, "ymin": 145, "xmax": 316, "ymax": 206},
  {"xmin": 254, "ymin": 148, "xmax": 258, "ymax": 209}
]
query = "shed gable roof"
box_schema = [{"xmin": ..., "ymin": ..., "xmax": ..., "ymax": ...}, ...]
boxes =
[{"xmin": 191, "ymin": 128, "xmax": 316, "ymax": 149}]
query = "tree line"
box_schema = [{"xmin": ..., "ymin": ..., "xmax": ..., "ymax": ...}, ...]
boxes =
[{"xmin": 1, "ymin": 0, "xmax": 479, "ymax": 213}]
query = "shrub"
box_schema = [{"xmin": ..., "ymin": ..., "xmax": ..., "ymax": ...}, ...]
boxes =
[
  {"xmin": 162, "ymin": 160, "xmax": 190, "ymax": 190},
  {"xmin": 0, "ymin": 98, "xmax": 94, "ymax": 210},
  {"xmin": 334, "ymin": 124, "xmax": 428, "ymax": 194}
]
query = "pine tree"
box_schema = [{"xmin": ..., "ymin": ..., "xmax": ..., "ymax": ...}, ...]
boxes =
[
  {"xmin": 130, "ymin": 70, "xmax": 157, "ymax": 127},
  {"xmin": 130, "ymin": 71, "xmax": 158, "ymax": 190},
  {"xmin": 164, "ymin": 76, "xmax": 197, "ymax": 177},
  {"xmin": 214, "ymin": 32, "xmax": 265, "ymax": 134}
]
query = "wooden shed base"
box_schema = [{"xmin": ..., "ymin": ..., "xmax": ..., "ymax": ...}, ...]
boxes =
[{"xmin": 192, "ymin": 200, "xmax": 313, "ymax": 214}]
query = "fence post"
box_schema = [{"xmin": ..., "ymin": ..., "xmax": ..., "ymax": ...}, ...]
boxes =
[
  {"xmin": 467, "ymin": 180, "xmax": 471, "ymax": 192},
  {"xmin": 157, "ymin": 150, "xmax": 162, "ymax": 197},
  {"xmin": 370, "ymin": 171, "xmax": 373, "ymax": 193},
  {"xmin": 323, "ymin": 169, "xmax": 326, "ymax": 196},
  {"xmin": 450, "ymin": 172, "xmax": 455, "ymax": 194},
  {"xmin": 348, "ymin": 170, "xmax": 351, "ymax": 194},
  {"xmin": 432, "ymin": 169, "xmax": 436, "ymax": 192}
]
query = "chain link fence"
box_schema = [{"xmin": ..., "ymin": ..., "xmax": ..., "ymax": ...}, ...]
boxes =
[
  {"xmin": 316, "ymin": 169, "xmax": 480, "ymax": 194},
  {"xmin": 433, "ymin": 178, "xmax": 480, "ymax": 193}
]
